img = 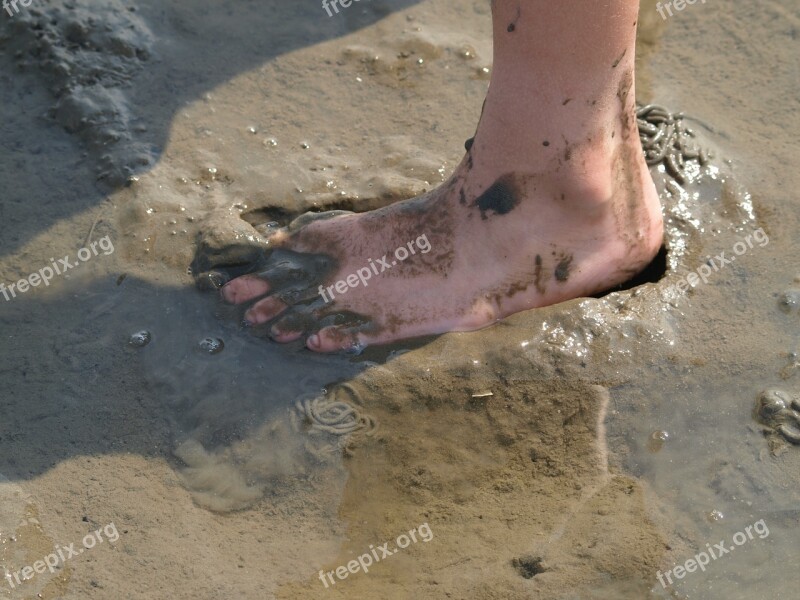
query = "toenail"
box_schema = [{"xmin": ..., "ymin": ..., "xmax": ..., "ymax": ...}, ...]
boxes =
[
  {"xmin": 220, "ymin": 284, "xmax": 235, "ymax": 302},
  {"xmin": 307, "ymin": 334, "xmax": 320, "ymax": 349}
]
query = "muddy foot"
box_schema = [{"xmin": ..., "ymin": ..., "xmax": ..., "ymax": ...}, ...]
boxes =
[
  {"xmin": 213, "ymin": 0, "xmax": 666, "ymax": 352},
  {"xmin": 218, "ymin": 117, "xmax": 663, "ymax": 352}
]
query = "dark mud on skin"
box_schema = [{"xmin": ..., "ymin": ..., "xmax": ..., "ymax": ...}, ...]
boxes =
[
  {"xmin": 474, "ymin": 173, "xmax": 521, "ymax": 219},
  {"xmin": 554, "ymin": 254, "xmax": 573, "ymax": 283}
]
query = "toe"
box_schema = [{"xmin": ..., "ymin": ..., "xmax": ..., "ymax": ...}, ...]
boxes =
[
  {"xmin": 270, "ymin": 327, "xmax": 304, "ymax": 343},
  {"xmin": 306, "ymin": 326, "xmax": 367, "ymax": 353},
  {"xmin": 267, "ymin": 305, "xmax": 326, "ymax": 342},
  {"xmin": 221, "ymin": 275, "xmax": 270, "ymax": 304},
  {"xmin": 244, "ymin": 296, "xmax": 288, "ymax": 325}
]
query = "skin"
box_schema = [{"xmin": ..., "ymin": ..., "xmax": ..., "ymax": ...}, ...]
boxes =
[{"xmin": 221, "ymin": 0, "xmax": 664, "ymax": 352}]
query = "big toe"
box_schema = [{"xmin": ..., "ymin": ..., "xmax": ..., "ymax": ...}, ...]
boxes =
[{"xmin": 221, "ymin": 275, "xmax": 270, "ymax": 304}]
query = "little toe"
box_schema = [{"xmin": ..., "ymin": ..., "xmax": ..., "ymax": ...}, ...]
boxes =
[
  {"xmin": 244, "ymin": 296, "xmax": 288, "ymax": 325},
  {"xmin": 222, "ymin": 275, "xmax": 271, "ymax": 304}
]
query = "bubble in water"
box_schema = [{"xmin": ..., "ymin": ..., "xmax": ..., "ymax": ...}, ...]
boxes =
[
  {"xmin": 343, "ymin": 342, "xmax": 365, "ymax": 357},
  {"xmin": 199, "ymin": 337, "xmax": 224, "ymax": 354},
  {"xmin": 129, "ymin": 330, "xmax": 151, "ymax": 347},
  {"xmin": 778, "ymin": 289, "xmax": 800, "ymax": 313},
  {"xmin": 707, "ymin": 509, "xmax": 724, "ymax": 522},
  {"xmin": 648, "ymin": 430, "xmax": 669, "ymax": 453}
]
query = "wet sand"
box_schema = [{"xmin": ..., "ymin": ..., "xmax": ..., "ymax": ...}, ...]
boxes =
[{"xmin": 0, "ymin": 0, "xmax": 798, "ymax": 599}]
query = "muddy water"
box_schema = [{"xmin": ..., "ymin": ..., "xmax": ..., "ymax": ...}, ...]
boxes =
[{"xmin": 1, "ymin": 0, "xmax": 798, "ymax": 599}]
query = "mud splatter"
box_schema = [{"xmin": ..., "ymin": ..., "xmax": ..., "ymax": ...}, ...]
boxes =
[
  {"xmin": 507, "ymin": 6, "xmax": 521, "ymax": 32},
  {"xmin": 534, "ymin": 254, "xmax": 546, "ymax": 294},
  {"xmin": 474, "ymin": 175, "xmax": 520, "ymax": 219},
  {"xmin": 555, "ymin": 255, "xmax": 573, "ymax": 282},
  {"xmin": 616, "ymin": 68, "xmax": 635, "ymax": 139}
]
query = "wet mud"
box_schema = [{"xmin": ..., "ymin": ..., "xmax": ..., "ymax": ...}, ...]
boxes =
[{"xmin": 0, "ymin": 1, "xmax": 798, "ymax": 599}]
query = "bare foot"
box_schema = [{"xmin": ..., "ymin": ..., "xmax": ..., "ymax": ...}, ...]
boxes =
[{"xmin": 220, "ymin": 0, "xmax": 664, "ymax": 352}]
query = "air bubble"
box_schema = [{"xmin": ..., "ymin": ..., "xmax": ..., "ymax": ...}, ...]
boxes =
[
  {"xmin": 129, "ymin": 331, "xmax": 151, "ymax": 347},
  {"xmin": 707, "ymin": 510, "xmax": 724, "ymax": 522},
  {"xmin": 199, "ymin": 337, "xmax": 224, "ymax": 354},
  {"xmin": 648, "ymin": 430, "xmax": 669, "ymax": 453},
  {"xmin": 778, "ymin": 289, "xmax": 800, "ymax": 313}
]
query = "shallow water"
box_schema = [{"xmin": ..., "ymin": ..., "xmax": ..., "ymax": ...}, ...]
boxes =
[{"xmin": 1, "ymin": 0, "xmax": 798, "ymax": 599}]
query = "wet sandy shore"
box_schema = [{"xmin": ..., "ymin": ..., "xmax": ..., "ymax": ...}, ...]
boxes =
[{"xmin": 0, "ymin": 1, "xmax": 798, "ymax": 598}]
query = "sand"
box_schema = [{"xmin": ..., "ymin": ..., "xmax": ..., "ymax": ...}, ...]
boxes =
[{"xmin": 0, "ymin": 0, "xmax": 798, "ymax": 599}]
